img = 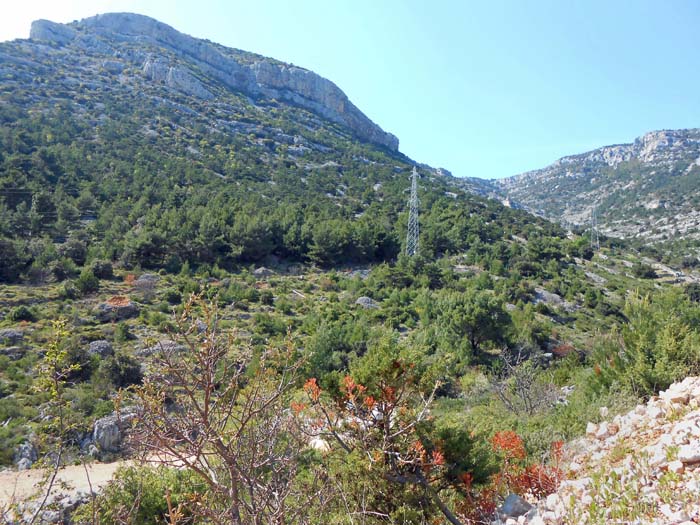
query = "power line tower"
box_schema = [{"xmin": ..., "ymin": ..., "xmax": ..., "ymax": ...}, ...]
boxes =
[
  {"xmin": 590, "ymin": 207, "xmax": 600, "ymax": 252},
  {"xmin": 406, "ymin": 167, "xmax": 420, "ymax": 256}
]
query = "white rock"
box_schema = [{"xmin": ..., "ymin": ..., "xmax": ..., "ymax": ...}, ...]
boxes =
[
  {"xmin": 544, "ymin": 493, "xmax": 560, "ymax": 511},
  {"xmin": 678, "ymin": 443, "xmax": 700, "ymax": 464},
  {"xmin": 599, "ymin": 406, "xmax": 609, "ymax": 418},
  {"xmin": 661, "ymin": 386, "xmax": 690, "ymax": 405},
  {"xmin": 594, "ymin": 421, "xmax": 610, "ymax": 440},
  {"xmin": 586, "ymin": 422, "xmax": 597, "ymax": 437},
  {"xmin": 568, "ymin": 461, "xmax": 582, "ymax": 473},
  {"xmin": 647, "ymin": 405, "xmax": 665, "ymax": 419},
  {"xmin": 690, "ymin": 386, "xmax": 700, "ymax": 400},
  {"xmin": 309, "ymin": 438, "xmax": 330, "ymax": 452},
  {"xmin": 659, "ymin": 503, "xmax": 690, "ymax": 522},
  {"xmin": 668, "ymin": 460, "xmax": 684, "ymax": 474}
]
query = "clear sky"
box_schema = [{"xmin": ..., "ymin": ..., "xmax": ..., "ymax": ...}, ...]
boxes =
[{"xmin": 1, "ymin": 1, "xmax": 699, "ymax": 179}]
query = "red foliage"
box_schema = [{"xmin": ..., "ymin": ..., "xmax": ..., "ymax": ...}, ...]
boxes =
[
  {"xmin": 491, "ymin": 430, "xmax": 526, "ymax": 461},
  {"xmin": 458, "ymin": 435, "xmax": 563, "ymax": 523},
  {"xmin": 303, "ymin": 378, "xmax": 321, "ymax": 402},
  {"xmin": 551, "ymin": 343, "xmax": 576, "ymax": 357},
  {"xmin": 290, "ymin": 401, "xmax": 306, "ymax": 415}
]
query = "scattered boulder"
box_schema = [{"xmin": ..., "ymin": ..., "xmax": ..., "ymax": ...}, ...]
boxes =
[
  {"xmin": 498, "ymin": 493, "xmax": 533, "ymax": 517},
  {"xmin": 355, "ymin": 296, "xmax": 379, "ymax": 309},
  {"xmin": 96, "ymin": 296, "xmax": 139, "ymax": 322},
  {"xmin": 88, "ymin": 340, "xmax": 113, "ymax": 357},
  {"xmin": 101, "ymin": 59, "xmax": 124, "ymax": 74},
  {"xmin": 0, "ymin": 328, "xmax": 24, "ymax": 345},
  {"xmin": 533, "ymin": 287, "xmax": 577, "ymax": 312},
  {"xmin": 678, "ymin": 443, "xmax": 700, "ymax": 464},
  {"xmin": 309, "ymin": 438, "xmax": 330, "ymax": 453},
  {"xmin": 134, "ymin": 273, "xmax": 159, "ymax": 286},
  {"xmin": 661, "ymin": 383, "xmax": 690, "ymax": 406},
  {"xmin": 16, "ymin": 458, "xmax": 33, "ymax": 471},
  {"xmin": 138, "ymin": 339, "xmax": 186, "ymax": 357},
  {"xmin": 93, "ymin": 408, "xmax": 136, "ymax": 453},
  {"xmin": 253, "ymin": 267, "xmax": 274, "ymax": 278},
  {"xmin": 0, "ymin": 346, "xmax": 24, "ymax": 360},
  {"xmin": 14, "ymin": 441, "xmax": 38, "ymax": 469}
]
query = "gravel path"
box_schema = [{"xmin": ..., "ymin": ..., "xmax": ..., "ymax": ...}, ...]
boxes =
[{"xmin": 0, "ymin": 461, "xmax": 131, "ymax": 506}]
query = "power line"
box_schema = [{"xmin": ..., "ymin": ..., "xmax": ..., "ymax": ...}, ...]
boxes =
[
  {"xmin": 406, "ymin": 167, "xmax": 419, "ymax": 257},
  {"xmin": 590, "ymin": 207, "xmax": 600, "ymax": 252}
]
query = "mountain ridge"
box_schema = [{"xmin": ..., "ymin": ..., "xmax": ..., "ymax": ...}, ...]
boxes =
[
  {"xmin": 28, "ymin": 13, "xmax": 399, "ymax": 151},
  {"xmin": 491, "ymin": 128, "xmax": 700, "ymax": 245}
]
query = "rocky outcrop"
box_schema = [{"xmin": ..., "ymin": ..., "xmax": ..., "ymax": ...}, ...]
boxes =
[
  {"xmin": 95, "ymin": 296, "xmax": 139, "ymax": 322},
  {"xmin": 509, "ymin": 377, "xmax": 700, "ymax": 524},
  {"xmin": 29, "ymin": 19, "xmax": 76, "ymax": 45},
  {"xmin": 29, "ymin": 13, "xmax": 398, "ymax": 151},
  {"xmin": 0, "ymin": 328, "xmax": 24, "ymax": 345},
  {"xmin": 253, "ymin": 267, "xmax": 274, "ymax": 278},
  {"xmin": 143, "ymin": 57, "xmax": 214, "ymax": 100},
  {"xmin": 355, "ymin": 296, "xmax": 379, "ymax": 309},
  {"xmin": 12, "ymin": 490, "xmax": 92, "ymax": 524},
  {"xmin": 88, "ymin": 340, "xmax": 113, "ymax": 357},
  {"xmin": 138, "ymin": 339, "xmax": 186, "ymax": 357},
  {"xmin": 93, "ymin": 408, "xmax": 136, "ymax": 453},
  {"xmin": 14, "ymin": 441, "xmax": 38, "ymax": 470}
]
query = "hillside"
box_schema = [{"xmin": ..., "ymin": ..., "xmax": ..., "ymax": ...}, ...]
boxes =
[
  {"xmin": 495, "ymin": 129, "xmax": 700, "ymax": 249},
  {"xmin": 0, "ymin": 12, "xmax": 562, "ymax": 278}
]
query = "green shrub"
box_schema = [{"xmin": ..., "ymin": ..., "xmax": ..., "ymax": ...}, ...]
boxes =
[
  {"xmin": 74, "ymin": 268, "xmax": 99, "ymax": 295},
  {"xmin": 60, "ymin": 281, "xmax": 80, "ymax": 300},
  {"xmin": 8, "ymin": 305, "xmax": 37, "ymax": 322},
  {"xmin": 89, "ymin": 260, "xmax": 114, "ymax": 280},
  {"xmin": 72, "ymin": 465, "xmax": 204, "ymax": 524},
  {"xmin": 591, "ymin": 291, "xmax": 700, "ymax": 397},
  {"xmin": 260, "ymin": 289, "xmax": 274, "ymax": 305},
  {"xmin": 632, "ymin": 262, "xmax": 657, "ymax": 279},
  {"xmin": 114, "ymin": 323, "xmax": 133, "ymax": 343},
  {"xmin": 163, "ymin": 288, "xmax": 181, "ymax": 305},
  {"xmin": 95, "ymin": 352, "xmax": 143, "ymax": 390}
]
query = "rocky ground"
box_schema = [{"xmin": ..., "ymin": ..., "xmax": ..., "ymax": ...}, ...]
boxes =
[{"xmin": 498, "ymin": 376, "xmax": 700, "ymax": 524}]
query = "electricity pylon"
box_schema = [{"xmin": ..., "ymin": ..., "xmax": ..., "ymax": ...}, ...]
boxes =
[{"xmin": 406, "ymin": 167, "xmax": 419, "ymax": 256}]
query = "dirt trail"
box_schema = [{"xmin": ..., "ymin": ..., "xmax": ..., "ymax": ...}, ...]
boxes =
[{"xmin": 0, "ymin": 461, "xmax": 131, "ymax": 506}]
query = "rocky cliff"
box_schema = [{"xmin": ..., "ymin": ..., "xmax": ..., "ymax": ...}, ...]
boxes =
[
  {"xmin": 29, "ymin": 13, "xmax": 398, "ymax": 151},
  {"xmin": 495, "ymin": 129, "xmax": 700, "ymax": 244}
]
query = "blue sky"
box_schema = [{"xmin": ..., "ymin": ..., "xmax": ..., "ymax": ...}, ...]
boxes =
[{"xmin": 2, "ymin": 1, "xmax": 699, "ymax": 178}]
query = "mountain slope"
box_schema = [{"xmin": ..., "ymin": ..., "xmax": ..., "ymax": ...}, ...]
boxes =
[
  {"xmin": 0, "ymin": 12, "xmax": 564, "ymax": 279},
  {"xmin": 496, "ymin": 129, "xmax": 700, "ymax": 243}
]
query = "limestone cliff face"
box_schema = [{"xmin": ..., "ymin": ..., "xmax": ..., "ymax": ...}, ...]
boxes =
[{"xmin": 30, "ymin": 13, "xmax": 399, "ymax": 151}]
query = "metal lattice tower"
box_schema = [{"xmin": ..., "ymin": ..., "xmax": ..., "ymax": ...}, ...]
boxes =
[
  {"xmin": 406, "ymin": 167, "xmax": 419, "ymax": 256},
  {"xmin": 590, "ymin": 207, "xmax": 600, "ymax": 252}
]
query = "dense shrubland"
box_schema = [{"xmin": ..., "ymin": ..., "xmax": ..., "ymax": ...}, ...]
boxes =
[{"xmin": 3, "ymin": 242, "xmax": 699, "ymax": 523}]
